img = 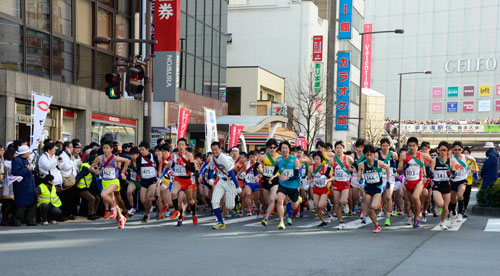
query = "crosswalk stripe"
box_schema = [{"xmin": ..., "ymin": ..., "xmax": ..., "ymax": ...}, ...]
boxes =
[
  {"xmin": 343, "ymin": 217, "xmax": 385, "ymax": 229},
  {"xmin": 484, "ymin": 219, "xmax": 500, "ymax": 232},
  {"xmin": 431, "ymin": 218, "xmax": 467, "ymax": 231},
  {"xmin": 244, "ymin": 218, "xmax": 277, "ymax": 227},
  {"xmin": 297, "ymin": 218, "xmax": 337, "ymax": 228},
  {"xmin": 202, "ymin": 216, "xmax": 257, "ymax": 226}
]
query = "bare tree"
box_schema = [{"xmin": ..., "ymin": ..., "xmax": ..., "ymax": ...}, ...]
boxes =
[
  {"xmin": 363, "ymin": 116, "xmax": 385, "ymax": 146},
  {"xmin": 289, "ymin": 67, "xmax": 327, "ymax": 152}
]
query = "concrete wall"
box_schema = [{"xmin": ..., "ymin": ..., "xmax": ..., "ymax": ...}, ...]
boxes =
[{"xmin": 0, "ymin": 69, "xmax": 144, "ymax": 145}]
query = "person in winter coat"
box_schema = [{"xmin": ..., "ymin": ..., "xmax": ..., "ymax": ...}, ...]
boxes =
[
  {"xmin": 11, "ymin": 146, "xmax": 37, "ymax": 226},
  {"xmin": 58, "ymin": 142, "xmax": 78, "ymax": 219},
  {"xmin": 480, "ymin": 142, "xmax": 499, "ymax": 189},
  {"xmin": 38, "ymin": 143, "xmax": 63, "ymax": 188}
]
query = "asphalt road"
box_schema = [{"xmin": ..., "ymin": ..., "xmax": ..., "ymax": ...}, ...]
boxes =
[{"xmin": 1, "ymin": 190, "xmax": 499, "ymax": 276}]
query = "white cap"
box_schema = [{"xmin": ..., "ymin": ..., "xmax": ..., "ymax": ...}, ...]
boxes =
[
  {"xmin": 231, "ymin": 147, "xmax": 239, "ymax": 152},
  {"xmin": 16, "ymin": 145, "xmax": 31, "ymax": 155},
  {"xmin": 484, "ymin": 142, "xmax": 495, "ymax": 148}
]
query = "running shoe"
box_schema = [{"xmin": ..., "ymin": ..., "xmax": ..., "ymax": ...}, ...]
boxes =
[
  {"xmin": 50, "ymin": 220, "xmax": 57, "ymax": 225},
  {"xmin": 318, "ymin": 221, "xmax": 328, "ymax": 228},
  {"xmin": 237, "ymin": 212, "xmax": 243, "ymax": 218},
  {"xmin": 413, "ymin": 219, "xmax": 420, "ymax": 228},
  {"xmin": 338, "ymin": 223, "xmax": 346, "ymax": 230},
  {"xmin": 344, "ymin": 204, "xmax": 350, "ymax": 215},
  {"xmin": 361, "ymin": 217, "xmax": 366, "ymax": 224},
  {"xmin": 377, "ymin": 211, "xmax": 385, "ymax": 218},
  {"xmin": 42, "ymin": 221, "xmax": 48, "ymax": 226},
  {"xmin": 118, "ymin": 216, "xmax": 127, "ymax": 229},
  {"xmin": 160, "ymin": 206, "xmax": 168, "ymax": 214},
  {"xmin": 278, "ymin": 222, "xmax": 286, "ymax": 230},
  {"xmin": 373, "ymin": 225, "xmax": 381, "ymax": 233},
  {"xmin": 104, "ymin": 210, "xmax": 110, "ymax": 219},
  {"xmin": 440, "ymin": 223, "xmax": 448, "ymax": 231},
  {"xmin": 421, "ymin": 215, "xmax": 427, "ymax": 223},
  {"xmin": 157, "ymin": 213, "xmax": 165, "ymax": 220},
  {"xmin": 141, "ymin": 215, "xmax": 148, "ymax": 224},
  {"xmin": 177, "ymin": 216, "xmax": 184, "ymax": 226},
  {"xmin": 193, "ymin": 215, "xmax": 198, "ymax": 226},
  {"xmin": 327, "ymin": 215, "xmax": 334, "ymax": 223},
  {"xmin": 348, "ymin": 211, "xmax": 353, "ymax": 216},
  {"xmin": 450, "ymin": 215, "xmax": 457, "ymax": 224},
  {"xmin": 170, "ymin": 210, "xmax": 180, "ymax": 220},
  {"xmin": 457, "ymin": 214, "xmax": 463, "ymax": 222},
  {"xmin": 463, "ymin": 211, "xmax": 468, "ymax": 218},
  {"xmin": 110, "ymin": 208, "xmax": 117, "ymax": 220},
  {"xmin": 127, "ymin": 208, "xmax": 136, "ymax": 216},
  {"xmin": 212, "ymin": 222, "xmax": 226, "ymax": 230},
  {"xmin": 287, "ymin": 217, "xmax": 292, "ymax": 225},
  {"xmin": 385, "ymin": 218, "xmax": 391, "ymax": 226},
  {"xmin": 261, "ymin": 218, "xmax": 268, "ymax": 226},
  {"xmin": 406, "ymin": 217, "xmax": 412, "ymax": 225}
]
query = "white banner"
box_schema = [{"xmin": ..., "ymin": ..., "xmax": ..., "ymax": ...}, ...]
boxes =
[
  {"xmin": 204, "ymin": 108, "xmax": 218, "ymax": 153},
  {"xmin": 31, "ymin": 92, "xmax": 53, "ymax": 151},
  {"xmin": 399, "ymin": 123, "xmax": 484, "ymax": 133}
]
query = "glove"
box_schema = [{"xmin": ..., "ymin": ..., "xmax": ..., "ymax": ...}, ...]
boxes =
[
  {"xmin": 386, "ymin": 182, "xmax": 390, "ymax": 190},
  {"xmin": 236, "ymin": 187, "xmax": 242, "ymax": 194},
  {"xmin": 209, "ymin": 179, "xmax": 214, "ymax": 186},
  {"xmin": 428, "ymin": 171, "xmax": 434, "ymax": 179},
  {"xmin": 359, "ymin": 178, "xmax": 364, "ymax": 185},
  {"xmin": 473, "ymin": 172, "xmax": 478, "ymax": 180},
  {"xmin": 451, "ymin": 171, "xmax": 456, "ymax": 178}
]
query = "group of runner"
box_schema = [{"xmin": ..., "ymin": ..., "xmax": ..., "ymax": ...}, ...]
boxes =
[{"xmin": 91, "ymin": 136, "xmax": 478, "ymax": 232}]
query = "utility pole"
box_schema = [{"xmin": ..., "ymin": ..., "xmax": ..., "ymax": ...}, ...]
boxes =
[
  {"xmin": 143, "ymin": 0, "xmax": 153, "ymax": 144},
  {"xmin": 326, "ymin": 0, "xmax": 337, "ymax": 143}
]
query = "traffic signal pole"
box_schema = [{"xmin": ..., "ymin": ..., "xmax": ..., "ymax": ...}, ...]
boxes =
[{"xmin": 143, "ymin": 0, "xmax": 153, "ymax": 145}]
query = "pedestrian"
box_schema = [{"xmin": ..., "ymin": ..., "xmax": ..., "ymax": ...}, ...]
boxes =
[
  {"xmin": 11, "ymin": 145, "xmax": 37, "ymax": 226},
  {"xmin": 1, "ymin": 147, "xmax": 16, "ymax": 226},
  {"xmin": 36, "ymin": 174, "xmax": 62, "ymax": 225},
  {"xmin": 480, "ymin": 142, "xmax": 499, "ymax": 190}
]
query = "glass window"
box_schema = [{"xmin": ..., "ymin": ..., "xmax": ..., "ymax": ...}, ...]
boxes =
[
  {"xmin": 206, "ymin": 0, "xmax": 213, "ymax": 27},
  {"xmin": 26, "ymin": 0, "xmax": 50, "ymax": 31},
  {"xmin": 26, "ymin": 29, "xmax": 50, "ymax": 78},
  {"xmin": 221, "ymin": 0, "xmax": 228, "ymax": 34},
  {"xmin": 53, "ymin": 0, "xmax": 72, "ymax": 37},
  {"xmin": 196, "ymin": 0, "xmax": 204, "ymax": 22},
  {"xmin": 195, "ymin": 57, "xmax": 203, "ymax": 94},
  {"xmin": 213, "ymin": 0, "xmax": 220, "ymax": 30},
  {"xmin": 219, "ymin": 66, "xmax": 226, "ymax": 99},
  {"xmin": 91, "ymin": 122, "xmax": 136, "ymax": 146},
  {"xmin": 186, "ymin": 54, "xmax": 194, "ymax": 92},
  {"xmin": 220, "ymin": 34, "xmax": 227, "ymax": 67},
  {"xmin": 196, "ymin": 20, "xmax": 204, "ymax": 58},
  {"xmin": 117, "ymin": 1, "xmax": 130, "ymax": 14},
  {"xmin": 352, "ymin": 8, "xmax": 363, "ymax": 33},
  {"xmin": 95, "ymin": 52, "xmax": 113, "ymax": 91},
  {"xmin": 180, "ymin": 51, "xmax": 186, "ymax": 89},
  {"xmin": 350, "ymin": 82, "xmax": 359, "ymax": 105},
  {"xmin": 212, "ymin": 64, "xmax": 219, "ymax": 99},
  {"xmin": 181, "ymin": 0, "xmax": 187, "ymax": 12},
  {"xmin": 204, "ymin": 61, "xmax": 211, "ymax": 96},
  {"xmin": 187, "ymin": 16, "xmax": 195, "ymax": 54},
  {"xmin": 53, "ymin": 37, "xmax": 73, "ymax": 83},
  {"xmin": 180, "ymin": 12, "xmax": 186, "ymax": 40},
  {"xmin": 204, "ymin": 26, "xmax": 212, "ymax": 62},
  {"xmin": 188, "ymin": 0, "xmax": 196, "ymax": 16},
  {"xmin": 76, "ymin": 45, "xmax": 92, "ymax": 88},
  {"xmin": 212, "ymin": 30, "xmax": 219, "ymax": 65},
  {"xmin": 98, "ymin": 0, "xmax": 113, "ymax": 8},
  {"xmin": 97, "ymin": 9, "xmax": 112, "ymax": 51},
  {"xmin": 76, "ymin": 0, "xmax": 91, "ymax": 45},
  {"xmin": 0, "ymin": 19, "xmax": 23, "ymax": 71},
  {"xmin": 338, "ymin": 41, "xmax": 360, "ymax": 67},
  {"xmin": 116, "ymin": 15, "xmax": 129, "ymax": 57},
  {"xmin": 0, "ymin": 0, "xmax": 21, "ymax": 18}
]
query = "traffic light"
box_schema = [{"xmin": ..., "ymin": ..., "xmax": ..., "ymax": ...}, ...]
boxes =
[
  {"xmin": 126, "ymin": 65, "xmax": 144, "ymax": 96},
  {"xmin": 105, "ymin": 72, "xmax": 121, "ymax": 99}
]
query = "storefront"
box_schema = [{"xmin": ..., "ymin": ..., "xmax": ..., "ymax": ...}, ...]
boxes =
[{"xmin": 91, "ymin": 113, "xmax": 137, "ymax": 145}]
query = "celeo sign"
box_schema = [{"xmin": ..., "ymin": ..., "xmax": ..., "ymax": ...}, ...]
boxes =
[
  {"xmin": 154, "ymin": 0, "xmax": 181, "ymax": 102},
  {"xmin": 445, "ymin": 57, "xmax": 497, "ymax": 73}
]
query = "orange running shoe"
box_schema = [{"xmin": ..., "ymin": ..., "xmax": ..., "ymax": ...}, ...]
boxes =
[
  {"xmin": 118, "ymin": 216, "xmax": 127, "ymax": 229},
  {"xmin": 160, "ymin": 206, "xmax": 168, "ymax": 213},
  {"xmin": 104, "ymin": 210, "xmax": 110, "ymax": 219},
  {"xmin": 170, "ymin": 210, "xmax": 180, "ymax": 220},
  {"xmin": 193, "ymin": 215, "xmax": 198, "ymax": 226}
]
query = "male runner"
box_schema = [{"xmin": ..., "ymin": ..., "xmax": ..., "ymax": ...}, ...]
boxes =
[
  {"xmin": 450, "ymin": 141, "xmax": 477, "ymax": 222},
  {"xmin": 419, "ymin": 141, "xmax": 432, "ymax": 223},
  {"xmin": 137, "ymin": 141, "xmax": 159, "ymax": 223},
  {"xmin": 309, "ymin": 151, "xmax": 332, "ymax": 227},
  {"xmin": 259, "ymin": 139, "xmax": 280, "ymax": 226},
  {"xmin": 378, "ymin": 138, "xmax": 398, "ymax": 226},
  {"xmin": 242, "ymin": 151, "xmax": 261, "ymax": 216},
  {"xmin": 331, "ymin": 141, "xmax": 354, "ymax": 229},
  {"xmin": 351, "ymin": 139, "xmax": 366, "ymax": 221},
  {"xmin": 126, "ymin": 147, "xmax": 141, "ymax": 216}
]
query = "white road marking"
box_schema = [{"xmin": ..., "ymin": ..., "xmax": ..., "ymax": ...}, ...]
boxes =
[
  {"xmin": 202, "ymin": 216, "xmax": 258, "ymax": 226},
  {"xmin": 484, "ymin": 219, "xmax": 500, "ymax": 232},
  {"xmin": 431, "ymin": 218, "xmax": 467, "ymax": 231}
]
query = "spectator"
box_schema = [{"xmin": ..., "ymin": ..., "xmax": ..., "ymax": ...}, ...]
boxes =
[
  {"xmin": 38, "ymin": 143, "xmax": 63, "ymax": 188},
  {"xmin": 157, "ymin": 138, "xmax": 166, "ymax": 147},
  {"xmin": 480, "ymin": 142, "xmax": 499, "ymax": 189},
  {"xmin": 72, "ymin": 139, "xmax": 82, "ymax": 173},
  {"xmin": 1, "ymin": 148, "xmax": 16, "ymax": 225},
  {"xmin": 75, "ymin": 149, "xmax": 101, "ymax": 220},
  {"xmin": 58, "ymin": 141, "xmax": 77, "ymax": 220},
  {"xmin": 11, "ymin": 145, "xmax": 37, "ymax": 226},
  {"xmin": 36, "ymin": 174, "xmax": 62, "ymax": 225}
]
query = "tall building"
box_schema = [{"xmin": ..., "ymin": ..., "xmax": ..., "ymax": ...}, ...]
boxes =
[{"xmin": 365, "ymin": 0, "xmax": 500, "ymax": 121}]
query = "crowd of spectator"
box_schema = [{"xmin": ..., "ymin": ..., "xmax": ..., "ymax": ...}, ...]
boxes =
[{"xmin": 385, "ymin": 118, "xmax": 500, "ymax": 125}]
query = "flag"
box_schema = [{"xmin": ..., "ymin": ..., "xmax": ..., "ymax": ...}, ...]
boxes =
[
  {"xmin": 204, "ymin": 108, "xmax": 218, "ymax": 152},
  {"xmin": 31, "ymin": 92, "xmax": 53, "ymax": 151},
  {"xmin": 177, "ymin": 106, "xmax": 191, "ymax": 139},
  {"xmin": 229, "ymin": 125, "xmax": 245, "ymax": 149}
]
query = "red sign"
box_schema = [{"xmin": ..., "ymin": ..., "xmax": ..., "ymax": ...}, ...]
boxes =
[
  {"xmin": 37, "ymin": 101, "xmax": 50, "ymax": 112},
  {"xmin": 295, "ymin": 136, "xmax": 307, "ymax": 149},
  {"xmin": 463, "ymin": 101, "xmax": 474, "ymax": 112},
  {"xmin": 154, "ymin": 0, "xmax": 180, "ymax": 52},
  {"xmin": 91, "ymin": 113, "xmax": 137, "ymax": 126},
  {"xmin": 312, "ymin": 36, "xmax": 323, "ymax": 61},
  {"xmin": 496, "ymin": 100, "xmax": 500, "ymax": 111},
  {"xmin": 497, "ymin": 85, "xmax": 500, "ymax": 96},
  {"xmin": 177, "ymin": 107, "xmax": 191, "ymax": 139},
  {"xmin": 229, "ymin": 125, "xmax": 245, "ymax": 149},
  {"xmin": 362, "ymin": 24, "xmax": 372, "ymax": 88}
]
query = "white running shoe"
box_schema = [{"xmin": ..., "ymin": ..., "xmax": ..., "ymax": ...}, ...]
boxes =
[
  {"xmin": 127, "ymin": 208, "xmax": 136, "ymax": 216},
  {"xmin": 457, "ymin": 214, "xmax": 463, "ymax": 222},
  {"xmin": 406, "ymin": 217, "xmax": 412, "ymax": 225},
  {"xmin": 377, "ymin": 211, "xmax": 385, "ymax": 217},
  {"xmin": 421, "ymin": 216, "xmax": 427, "ymax": 223},
  {"xmin": 440, "ymin": 223, "xmax": 448, "ymax": 231},
  {"xmin": 327, "ymin": 216, "xmax": 333, "ymax": 223},
  {"xmin": 450, "ymin": 215, "xmax": 456, "ymax": 224},
  {"xmin": 343, "ymin": 205, "xmax": 349, "ymax": 215},
  {"xmin": 338, "ymin": 223, "xmax": 346, "ymax": 230}
]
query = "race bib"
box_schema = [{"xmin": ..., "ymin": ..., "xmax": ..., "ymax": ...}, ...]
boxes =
[
  {"xmin": 282, "ymin": 169, "xmax": 294, "ymax": 178},
  {"xmin": 245, "ymin": 173, "xmax": 256, "ymax": 183},
  {"xmin": 129, "ymin": 170, "xmax": 137, "ymax": 180},
  {"xmin": 141, "ymin": 166, "xmax": 157, "ymax": 179},
  {"xmin": 102, "ymin": 167, "xmax": 116, "ymax": 179},
  {"xmin": 174, "ymin": 165, "xmax": 187, "ymax": 176},
  {"xmin": 434, "ymin": 170, "xmax": 448, "ymax": 181},
  {"xmin": 364, "ymin": 171, "xmax": 380, "ymax": 184},
  {"xmin": 406, "ymin": 165, "xmax": 420, "ymax": 181},
  {"xmin": 264, "ymin": 166, "xmax": 274, "ymax": 177},
  {"xmin": 454, "ymin": 170, "xmax": 466, "ymax": 180},
  {"xmin": 334, "ymin": 166, "xmax": 349, "ymax": 181},
  {"xmin": 314, "ymin": 175, "xmax": 327, "ymax": 188}
]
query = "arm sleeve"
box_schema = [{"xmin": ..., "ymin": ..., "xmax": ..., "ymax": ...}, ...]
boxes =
[
  {"xmin": 12, "ymin": 158, "xmax": 30, "ymax": 177},
  {"xmin": 185, "ymin": 162, "xmax": 196, "ymax": 172},
  {"xmin": 273, "ymin": 165, "xmax": 279, "ymax": 175},
  {"xmin": 208, "ymin": 169, "xmax": 214, "ymax": 179},
  {"xmin": 287, "ymin": 169, "xmax": 300, "ymax": 181},
  {"xmin": 74, "ymin": 167, "xmax": 90, "ymax": 184},
  {"xmin": 325, "ymin": 167, "xmax": 331, "ymax": 176},
  {"xmin": 200, "ymin": 162, "xmax": 209, "ymax": 175},
  {"xmin": 228, "ymin": 170, "xmax": 239, "ymax": 188}
]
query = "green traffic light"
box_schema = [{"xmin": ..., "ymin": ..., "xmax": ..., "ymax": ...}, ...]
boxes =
[{"xmin": 106, "ymin": 87, "xmax": 120, "ymax": 99}]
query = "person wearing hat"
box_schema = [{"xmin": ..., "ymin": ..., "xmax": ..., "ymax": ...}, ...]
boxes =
[
  {"xmin": 11, "ymin": 145, "xmax": 37, "ymax": 226},
  {"xmin": 480, "ymin": 142, "xmax": 499, "ymax": 190},
  {"xmin": 36, "ymin": 174, "xmax": 62, "ymax": 225}
]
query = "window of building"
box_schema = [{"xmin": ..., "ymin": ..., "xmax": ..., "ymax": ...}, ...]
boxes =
[
  {"xmin": 185, "ymin": 53, "xmax": 195, "ymax": 92},
  {"xmin": 196, "ymin": 20, "xmax": 204, "ymax": 58},
  {"xmin": 188, "ymin": 0, "xmax": 196, "ymax": 15},
  {"xmin": 117, "ymin": 1, "xmax": 130, "ymax": 14},
  {"xmin": 204, "ymin": 61, "xmax": 211, "ymax": 96},
  {"xmin": 195, "ymin": 57, "xmax": 203, "ymax": 94},
  {"xmin": 95, "ymin": 52, "xmax": 113, "ymax": 91},
  {"xmin": 206, "ymin": 0, "xmax": 213, "ymax": 27},
  {"xmin": 268, "ymin": 94, "xmax": 275, "ymax": 102},
  {"xmin": 352, "ymin": 8, "xmax": 363, "ymax": 33},
  {"xmin": 0, "ymin": 19, "xmax": 23, "ymax": 71},
  {"xmin": 98, "ymin": 0, "xmax": 114, "ymax": 9},
  {"xmin": 116, "ymin": 15, "xmax": 129, "ymax": 57},
  {"xmin": 76, "ymin": 44, "xmax": 92, "ymax": 88},
  {"xmin": 26, "ymin": 29, "xmax": 50, "ymax": 78},
  {"xmin": 186, "ymin": 16, "xmax": 195, "ymax": 54},
  {"xmin": 338, "ymin": 41, "xmax": 360, "ymax": 68},
  {"xmin": 97, "ymin": 8, "xmax": 112, "ymax": 51},
  {"xmin": 350, "ymin": 82, "xmax": 359, "ymax": 105},
  {"xmin": 219, "ymin": 67, "xmax": 226, "ymax": 99},
  {"xmin": 196, "ymin": 0, "xmax": 204, "ymax": 22},
  {"xmin": 213, "ymin": 0, "xmax": 220, "ymax": 30},
  {"xmin": 212, "ymin": 64, "xmax": 219, "ymax": 98},
  {"xmin": 26, "ymin": 0, "xmax": 50, "ymax": 31},
  {"xmin": 75, "ymin": 0, "xmax": 91, "ymax": 45},
  {"xmin": 0, "ymin": 0, "xmax": 21, "ymax": 18},
  {"xmin": 226, "ymin": 87, "xmax": 241, "ymax": 115},
  {"xmin": 204, "ymin": 25, "xmax": 212, "ymax": 62},
  {"xmin": 180, "ymin": 12, "xmax": 186, "ymax": 39},
  {"xmin": 53, "ymin": 0, "xmax": 72, "ymax": 37},
  {"xmin": 212, "ymin": 30, "xmax": 219, "ymax": 65},
  {"xmin": 53, "ymin": 37, "xmax": 73, "ymax": 83}
]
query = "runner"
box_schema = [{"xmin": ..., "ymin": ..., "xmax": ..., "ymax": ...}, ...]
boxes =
[
  {"xmin": 242, "ymin": 151, "xmax": 262, "ymax": 216},
  {"xmin": 259, "ymin": 139, "xmax": 280, "ymax": 226},
  {"xmin": 268, "ymin": 141, "xmax": 301, "ymax": 230},
  {"xmin": 207, "ymin": 141, "xmax": 242, "ymax": 230},
  {"xmin": 126, "ymin": 147, "xmax": 141, "ymax": 216},
  {"xmin": 394, "ymin": 147, "xmax": 408, "ymax": 217},
  {"xmin": 378, "ymin": 138, "xmax": 398, "ymax": 226},
  {"xmin": 463, "ymin": 147, "xmax": 478, "ymax": 218},
  {"xmin": 397, "ymin": 137, "xmax": 433, "ymax": 228},
  {"xmin": 308, "ymin": 151, "xmax": 331, "ymax": 227},
  {"xmin": 419, "ymin": 141, "xmax": 432, "ymax": 223},
  {"xmin": 156, "ymin": 144, "xmax": 172, "ymax": 220},
  {"xmin": 331, "ymin": 141, "xmax": 354, "ymax": 229},
  {"xmin": 297, "ymin": 147, "xmax": 311, "ymax": 217},
  {"xmin": 357, "ymin": 144, "xmax": 391, "ymax": 233},
  {"xmin": 90, "ymin": 141, "xmax": 129, "ymax": 229},
  {"xmin": 430, "ymin": 141, "xmax": 456, "ymax": 230},
  {"xmin": 351, "ymin": 139, "xmax": 366, "ymax": 222},
  {"xmin": 450, "ymin": 141, "xmax": 478, "ymax": 223},
  {"xmin": 198, "ymin": 153, "xmax": 213, "ymax": 212},
  {"xmin": 137, "ymin": 141, "xmax": 159, "ymax": 224}
]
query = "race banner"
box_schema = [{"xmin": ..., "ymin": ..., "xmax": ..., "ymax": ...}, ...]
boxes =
[
  {"xmin": 204, "ymin": 108, "xmax": 218, "ymax": 152},
  {"xmin": 229, "ymin": 125, "xmax": 244, "ymax": 149},
  {"xmin": 177, "ymin": 106, "xmax": 191, "ymax": 140},
  {"xmin": 31, "ymin": 92, "xmax": 53, "ymax": 151}
]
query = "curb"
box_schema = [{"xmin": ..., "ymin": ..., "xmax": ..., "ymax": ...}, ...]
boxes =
[{"xmin": 472, "ymin": 204, "xmax": 500, "ymax": 217}]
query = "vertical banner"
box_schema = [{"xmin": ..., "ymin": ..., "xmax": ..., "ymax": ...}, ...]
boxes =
[
  {"xmin": 153, "ymin": 0, "xmax": 181, "ymax": 102},
  {"xmin": 338, "ymin": 0, "xmax": 352, "ymax": 39},
  {"xmin": 31, "ymin": 92, "xmax": 53, "ymax": 151},
  {"xmin": 362, "ymin": 24, "xmax": 372, "ymax": 88},
  {"xmin": 312, "ymin": 36, "xmax": 323, "ymax": 61},
  {"xmin": 204, "ymin": 108, "xmax": 218, "ymax": 152},
  {"xmin": 229, "ymin": 125, "xmax": 244, "ymax": 149},
  {"xmin": 335, "ymin": 52, "xmax": 350, "ymax": 130},
  {"xmin": 432, "ymin": 87, "xmax": 443, "ymax": 98},
  {"xmin": 177, "ymin": 106, "xmax": 191, "ymax": 140},
  {"xmin": 295, "ymin": 135, "xmax": 307, "ymax": 149}
]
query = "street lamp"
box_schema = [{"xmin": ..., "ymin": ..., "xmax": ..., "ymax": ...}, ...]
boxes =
[
  {"xmin": 357, "ymin": 29, "xmax": 404, "ymax": 139},
  {"xmin": 397, "ymin": 70, "xmax": 432, "ymax": 149}
]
